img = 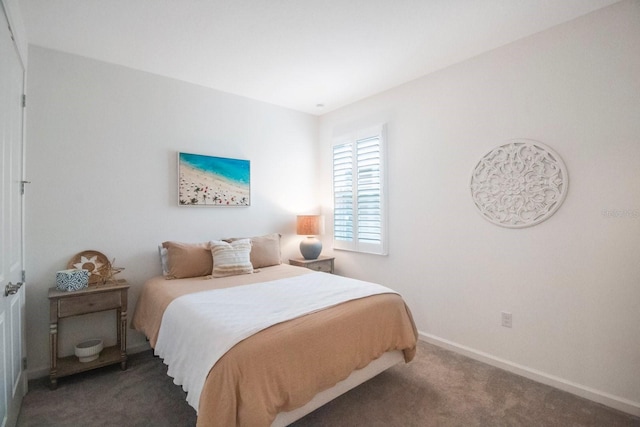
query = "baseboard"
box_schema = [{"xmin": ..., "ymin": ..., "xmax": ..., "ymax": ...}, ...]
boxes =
[
  {"xmin": 419, "ymin": 331, "xmax": 640, "ymax": 417},
  {"xmin": 26, "ymin": 341, "xmax": 152, "ymax": 382},
  {"xmin": 26, "ymin": 366, "xmax": 50, "ymax": 382}
]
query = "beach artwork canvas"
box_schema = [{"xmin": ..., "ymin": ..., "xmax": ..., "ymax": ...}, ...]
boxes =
[{"xmin": 178, "ymin": 152, "xmax": 250, "ymax": 206}]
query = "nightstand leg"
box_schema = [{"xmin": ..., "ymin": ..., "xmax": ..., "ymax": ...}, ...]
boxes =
[
  {"xmin": 49, "ymin": 322, "xmax": 58, "ymax": 390},
  {"xmin": 119, "ymin": 308, "xmax": 128, "ymax": 370}
]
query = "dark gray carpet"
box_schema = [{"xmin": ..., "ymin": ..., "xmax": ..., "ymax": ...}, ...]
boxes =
[
  {"xmin": 18, "ymin": 350, "xmax": 197, "ymax": 427},
  {"xmin": 18, "ymin": 341, "xmax": 639, "ymax": 426}
]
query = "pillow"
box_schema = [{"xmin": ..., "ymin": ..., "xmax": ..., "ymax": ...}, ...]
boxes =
[
  {"xmin": 210, "ymin": 239, "xmax": 254, "ymax": 278},
  {"xmin": 158, "ymin": 245, "xmax": 169, "ymax": 276},
  {"xmin": 225, "ymin": 233, "xmax": 282, "ymax": 268},
  {"xmin": 161, "ymin": 241, "xmax": 212, "ymax": 279}
]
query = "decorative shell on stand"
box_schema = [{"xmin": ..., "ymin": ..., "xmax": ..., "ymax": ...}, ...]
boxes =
[{"xmin": 470, "ymin": 140, "xmax": 568, "ymax": 228}]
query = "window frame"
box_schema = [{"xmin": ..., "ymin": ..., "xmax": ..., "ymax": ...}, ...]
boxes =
[{"xmin": 332, "ymin": 124, "xmax": 388, "ymax": 255}]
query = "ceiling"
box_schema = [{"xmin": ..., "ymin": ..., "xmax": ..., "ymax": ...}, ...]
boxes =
[{"xmin": 21, "ymin": 0, "xmax": 621, "ymax": 115}]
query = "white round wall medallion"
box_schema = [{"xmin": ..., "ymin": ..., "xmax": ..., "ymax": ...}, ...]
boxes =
[{"xmin": 470, "ymin": 139, "xmax": 568, "ymax": 228}]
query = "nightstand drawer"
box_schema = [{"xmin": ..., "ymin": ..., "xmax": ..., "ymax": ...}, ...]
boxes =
[
  {"xmin": 307, "ymin": 261, "xmax": 333, "ymax": 273},
  {"xmin": 289, "ymin": 257, "xmax": 335, "ymax": 274},
  {"xmin": 58, "ymin": 291, "xmax": 122, "ymax": 317}
]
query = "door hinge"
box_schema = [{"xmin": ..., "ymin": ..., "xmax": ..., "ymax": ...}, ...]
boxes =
[
  {"xmin": 22, "ymin": 270, "xmax": 26, "ymax": 282},
  {"xmin": 22, "ymin": 94, "xmax": 26, "ymax": 108},
  {"xmin": 20, "ymin": 180, "xmax": 30, "ymax": 195},
  {"xmin": 22, "ymin": 357, "xmax": 27, "ymax": 370}
]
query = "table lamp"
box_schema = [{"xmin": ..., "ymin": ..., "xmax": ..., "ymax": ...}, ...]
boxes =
[{"xmin": 296, "ymin": 215, "xmax": 324, "ymax": 260}]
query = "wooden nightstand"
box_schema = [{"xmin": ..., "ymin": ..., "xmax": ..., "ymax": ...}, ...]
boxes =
[
  {"xmin": 289, "ymin": 256, "xmax": 335, "ymax": 274},
  {"xmin": 48, "ymin": 279, "xmax": 129, "ymax": 389}
]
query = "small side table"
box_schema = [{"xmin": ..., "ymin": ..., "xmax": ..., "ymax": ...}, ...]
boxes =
[
  {"xmin": 48, "ymin": 279, "xmax": 129, "ymax": 389},
  {"xmin": 289, "ymin": 256, "xmax": 335, "ymax": 274}
]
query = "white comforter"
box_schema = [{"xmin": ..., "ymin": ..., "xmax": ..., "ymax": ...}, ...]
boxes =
[{"xmin": 154, "ymin": 271, "xmax": 396, "ymax": 411}]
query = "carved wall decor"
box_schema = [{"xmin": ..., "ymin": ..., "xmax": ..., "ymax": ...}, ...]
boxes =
[{"xmin": 470, "ymin": 140, "xmax": 568, "ymax": 228}]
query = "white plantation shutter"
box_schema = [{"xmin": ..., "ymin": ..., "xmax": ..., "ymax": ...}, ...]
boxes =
[
  {"xmin": 333, "ymin": 143, "xmax": 354, "ymax": 242},
  {"xmin": 332, "ymin": 125, "xmax": 387, "ymax": 255}
]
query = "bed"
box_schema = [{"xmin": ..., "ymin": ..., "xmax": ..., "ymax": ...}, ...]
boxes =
[{"xmin": 132, "ymin": 237, "xmax": 417, "ymax": 426}]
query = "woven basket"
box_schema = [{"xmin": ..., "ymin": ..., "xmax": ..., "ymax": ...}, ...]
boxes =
[{"xmin": 67, "ymin": 250, "xmax": 111, "ymax": 285}]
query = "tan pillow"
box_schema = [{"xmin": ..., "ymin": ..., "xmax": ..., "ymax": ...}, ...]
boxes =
[
  {"xmin": 162, "ymin": 241, "xmax": 212, "ymax": 279},
  {"xmin": 210, "ymin": 239, "xmax": 253, "ymax": 278},
  {"xmin": 225, "ymin": 233, "xmax": 282, "ymax": 268}
]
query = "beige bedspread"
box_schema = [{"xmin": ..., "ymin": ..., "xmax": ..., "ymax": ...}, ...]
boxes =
[{"xmin": 132, "ymin": 264, "xmax": 418, "ymax": 426}]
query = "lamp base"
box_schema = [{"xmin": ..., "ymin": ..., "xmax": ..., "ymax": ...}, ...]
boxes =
[{"xmin": 300, "ymin": 236, "xmax": 322, "ymax": 260}]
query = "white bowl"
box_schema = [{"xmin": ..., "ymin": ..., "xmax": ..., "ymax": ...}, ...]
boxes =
[{"xmin": 74, "ymin": 339, "xmax": 103, "ymax": 363}]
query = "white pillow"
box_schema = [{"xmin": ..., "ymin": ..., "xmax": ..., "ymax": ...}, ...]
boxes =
[
  {"xmin": 210, "ymin": 239, "xmax": 253, "ymax": 278},
  {"xmin": 158, "ymin": 245, "xmax": 169, "ymax": 276}
]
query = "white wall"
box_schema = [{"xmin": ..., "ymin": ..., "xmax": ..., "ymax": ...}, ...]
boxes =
[
  {"xmin": 319, "ymin": 0, "xmax": 640, "ymax": 415},
  {"xmin": 25, "ymin": 46, "xmax": 319, "ymax": 376}
]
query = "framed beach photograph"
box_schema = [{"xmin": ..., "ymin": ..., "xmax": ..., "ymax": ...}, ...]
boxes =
[{"xmin": 178, "ymin": 152, "xmax": 250, "ymax": 206}]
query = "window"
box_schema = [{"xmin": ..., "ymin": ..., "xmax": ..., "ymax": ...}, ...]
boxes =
[{"xmin": 332, "ymin": 124, "xmax": 387, "ymax": 255}]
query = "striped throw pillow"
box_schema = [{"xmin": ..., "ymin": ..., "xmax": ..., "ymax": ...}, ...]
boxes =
[{"xmin": 210, "ymin": 239, "xmax": 253, "ymax": 278}]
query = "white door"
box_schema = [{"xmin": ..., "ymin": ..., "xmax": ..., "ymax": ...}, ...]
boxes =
[{"xmin": 0, "ymin": 3, "xmax": 26, "ymax": 426}]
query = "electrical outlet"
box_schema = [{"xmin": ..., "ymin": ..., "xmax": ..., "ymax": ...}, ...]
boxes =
[{"xmin": 501, "ymin": 311, "xmax": 512, "ymax": 328}]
